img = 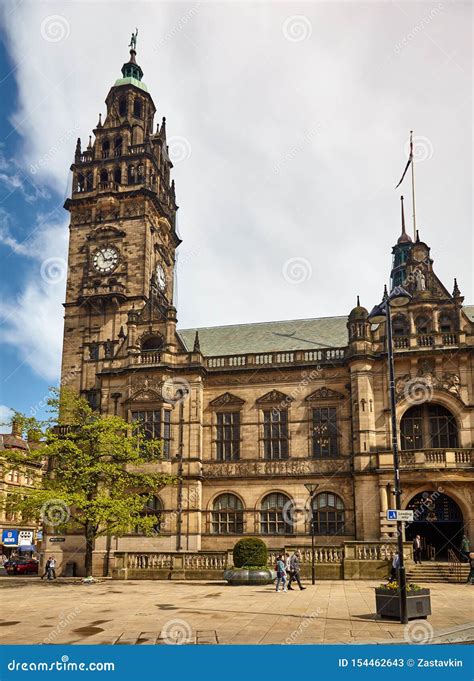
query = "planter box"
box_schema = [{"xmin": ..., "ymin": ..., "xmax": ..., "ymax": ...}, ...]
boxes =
[
  {"xmin": 375, "ymin": 588, "xmax": 431, "ymax": 620},
  {"xmin": 224, "ymin": 568, "xmax": 276, "ymax": 586}
]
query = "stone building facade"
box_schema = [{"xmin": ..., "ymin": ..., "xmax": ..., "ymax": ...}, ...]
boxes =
[{"xmin": 55, "ymin": 46, "xmax": 473, "ymax": 574}]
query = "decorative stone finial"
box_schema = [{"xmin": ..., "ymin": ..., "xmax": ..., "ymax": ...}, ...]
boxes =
[
  {"xmin": 356, "ymin": 295, "xmax": 360, "ymax": 307},
  {"xmin": 452, "ymin": 278, "xmax": 461, "ymax": 298},
  {"xmin": 193, "ymin": 330, "xmax": 201, "ymax": 353}
]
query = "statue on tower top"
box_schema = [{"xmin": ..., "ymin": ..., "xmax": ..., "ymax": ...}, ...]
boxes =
[{"xmin": 129, "ymin": 28, "xmax": 138, "ymax": 52}]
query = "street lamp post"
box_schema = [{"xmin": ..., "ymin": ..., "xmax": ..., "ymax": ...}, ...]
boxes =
[
  {"xmin": 304, "ymin": 483, "xmax": 319, "ymax": 585},
  {"xmin": 369, "ymin": 285, "xmax": 411, "ymax": 625}
]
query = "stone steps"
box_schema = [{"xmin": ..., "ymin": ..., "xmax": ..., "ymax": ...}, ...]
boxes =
[{"xmin": 407, "ymin": 563, "xmax": 469, "ymax": 583}]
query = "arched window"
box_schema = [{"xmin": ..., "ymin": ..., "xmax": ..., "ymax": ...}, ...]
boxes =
[
  {"xmin": 113, "ymin": 167, "xmax": 121, "ymax": 185},
  {"xmin": 260, "ymin": 492, "xmax": 293, "ymax": 535},
  {"xmin": 392, "ymin": 314, "xmax": 409, "ymax": 337},
  {"xmin": 100, "ymin": 169, "xmax": 108, "ymax": 185},
  {"xmin": 77, "ymin": 173, "xmax": 85, "ymax": 192},
  {"xmin": 101, "ymin": 139, "xmax": 110, "ymax": 159},
  {"xmin": 118, "ymin": 97, "xmax": 127, "ymax": 116},
  {"xmin": 400, "ymin": 404, "xmax": 458, "ymax": 450},
  {"xmin": 137, "ymin": 164, "xmax": 144, "ymax": 183},
  {"xmin": 133, "ymin": 98, "xmax": 142, "ymax": 118},
  {"xmin": 114, "ymin": 136, "xmax": 123, "ymax": 157},
  {"xmin": 134, "ymin": 495, "xmax": 162, "ymax": 534},
  {"xmin": 211, "ymin": 494, "xmax": 244, "ymax": 534},
  {"xmin": 128, "ymin": 165, "xmax": 135, "ymax": 184},
  {"xmin": 86, "ymin": 171, "xmax": 93, "ymax": 191},
  {"xmin": 311, "ymin": 492, "xmax": 345, "ymax": 535},
  {"xmin": 141, "ymin": 335, "xmax": 164, "ymax": 352}
]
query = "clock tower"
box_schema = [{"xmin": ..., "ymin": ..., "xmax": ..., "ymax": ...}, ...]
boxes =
[{"xmin": 61, "ymin": 39, "xmax": 181, "ymax": 405}]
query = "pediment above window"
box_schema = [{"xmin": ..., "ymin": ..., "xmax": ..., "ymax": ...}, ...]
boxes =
[
  {"xmin": 306, "ymin": 387, "xmax": 345, "ymax": 401},
  {"xmin": 209, "ymin": 392, "xmax": 245, "ymax": 408},
  {"xmin": 256, "ymin": 389, "xmax": 293, "ymax": 404},
  {"xmin": 86, "ymin": 225, "xmax": 126, "ymax": 242},
  {"xmin": 125, "ymin": 388, "xmax": 164, "ymax": 403}
]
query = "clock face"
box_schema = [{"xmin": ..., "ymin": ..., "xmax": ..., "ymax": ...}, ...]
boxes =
[
  {"xmin": 156, "ymin": 263, "xmax": 166, "ymax": 291},
  {"xmin": 92, "ymin": 247, "xmax": 119, "ymax": 273}
]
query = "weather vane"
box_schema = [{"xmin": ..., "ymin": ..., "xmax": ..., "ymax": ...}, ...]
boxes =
[{"xmin": 129, "ymin": 28, "xmax": 138, "ymax": 51}]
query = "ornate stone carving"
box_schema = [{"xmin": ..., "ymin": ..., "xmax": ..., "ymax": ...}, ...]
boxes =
[
  {"xmin": 395, "ymin": 371, "xmax": 462, "ymax": 401},
  {"xmin": 306, "ymin": 386, "xmax": 345, "ymax": 401},
  {"xmin": 256, "ymin": 389, "xmax": 293, "ymax": 404},
  {"xmin": 203, "ymin": 459, "xmax": 349, "ymax": 479},
  {"xmin": 209, "ymin": 392, "xmax": 245, "ymax": 408}
]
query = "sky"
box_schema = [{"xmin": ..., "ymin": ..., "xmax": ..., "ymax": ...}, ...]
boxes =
[{"xmin": 0, "ymin": 0, "xmax": 472, "ymax": 422}]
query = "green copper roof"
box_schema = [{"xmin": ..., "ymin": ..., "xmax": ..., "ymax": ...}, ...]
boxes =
[
  {"xmin": 113, "ymin": 77, "xmax": 148, "ymax": 92},
  {"xmin": 178, "ymin": 315, "xmax": 348, "ymax": 356},
  {"xmin": 178, "ymin": 305, "xmax": 474, "ymax": 356}
]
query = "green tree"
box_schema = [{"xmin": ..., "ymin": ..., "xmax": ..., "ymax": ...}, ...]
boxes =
[{"xmin": 2, "ymin": 389, "xmax": 175, "ymax": 576}]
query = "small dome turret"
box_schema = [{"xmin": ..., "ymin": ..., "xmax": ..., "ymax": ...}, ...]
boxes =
[{"xmin": 349, "ymin": 295, "xmax": 368, "ymax": 322}]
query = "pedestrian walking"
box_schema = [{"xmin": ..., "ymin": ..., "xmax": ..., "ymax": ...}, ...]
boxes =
[
  {"xmin": 288, "ymin": 550, "xmax": 306, "ymax": 590},
  {"xmin": 46, "ymin": 556, "xmax": 57, "ymax": 581},
  {"xmin": 275, "ymin": 554, "xmax": 287, "ymax": 592},
  {"xmin": 467, "ymin": 552, "xmax": 474, "ymax": 585},
  {"xmin": 41, "ymin": 557, "xmax": 51, "ymax": 580},
  {"xmin": 389, "ymin": 551, "xmax": 400, "ymax": 582},
  {"xmin": 413, "ymin": 534, "xmax": 422, "ymax": 564},
  {"xmin": 461, "ymin": 535, "xmax": 470, "ymax": 562}
]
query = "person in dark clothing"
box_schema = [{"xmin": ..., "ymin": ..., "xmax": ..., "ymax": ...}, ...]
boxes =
[
  {"xmin": 287, "ymin": 551, "xmax": 306, "ymax": 590},
  {"xmin": 41, "ymin": 557, "xmax": 51, "ymax": 580},
  {"xmin": 413, "ymin": 535, "xmax": 422, "ymax": 564},
  {"xmin": 389, "ymin": 552, "xmax": 400, "ymax": 582}
]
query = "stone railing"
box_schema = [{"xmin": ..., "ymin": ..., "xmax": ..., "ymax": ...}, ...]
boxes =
[
  {"xmin": 344, "ymin": 541, "xmax": 412, "ymax": 561},
  {"xmin": 132, "ymin": 352, "xmax": 161, "ymax": 365},
  {"xmin": 393, "ymin": 332, "xmax": 459, "ymax": 351},
  {"xmin": 206, "ymin": 347, "xmax": 346, "ymax": 370},
  {"xmin": 115, "ymin": 551, "xmax": 229, "ymax": 575},
  {"xmin": 378, "ymin": 449, "xmax": 473, "ymax": 469}
]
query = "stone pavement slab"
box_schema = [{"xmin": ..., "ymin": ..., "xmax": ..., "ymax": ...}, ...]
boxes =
[{"xmin": 0, "ymin": 578, "xmax": 472, "ymax": 645}]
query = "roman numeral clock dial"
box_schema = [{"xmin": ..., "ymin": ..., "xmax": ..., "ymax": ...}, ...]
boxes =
[{"xmin": 92, "ymin": 246, "xmax": 119, "ymax": 274}]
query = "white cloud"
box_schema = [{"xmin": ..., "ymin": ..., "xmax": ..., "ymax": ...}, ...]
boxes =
[
  {"xmin": 0, "ymin": 405, "xmax": 15, "ymax": 426},
  {"xmin": 0, "ymin": 0, "xmax": 471, "ymax": 387}
]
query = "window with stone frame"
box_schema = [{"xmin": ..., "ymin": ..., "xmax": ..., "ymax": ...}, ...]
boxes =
[
  {"xmin": 260, "ymin": 492, "xmax": 293, "ymax": 534},
  {"xmin": 211, "ymin": 493, "xmax": 244, "ymax": 534},
  {"xmin": 263, "ymin": 409, "xmax": 289, "ymax": 460},
  {"xmin": 132, "ymin": 409, "xmax": 171, "ymax": 457},
  {"xmin": 216, "ymin": 412, "xmax": 240, "ymax": 461},
  {"xmin": 133, "ymin": 494, "xmax": 162, "ymax": 534},
  {"xmin": 400, "ymin": 404, "xmax": 458, "ymax": 450},
  {"xmin": 312, "ymin": 407, "xmax": 339, "ymax": 458},
  {"xmin": 311, "ymin": 492, "xmax": 345, "ymax": 535}
]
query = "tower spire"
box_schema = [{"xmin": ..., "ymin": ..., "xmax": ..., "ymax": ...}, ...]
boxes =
[{"xmin": 397, "ymin": 195, "xmax": 411, "ymax": 244}]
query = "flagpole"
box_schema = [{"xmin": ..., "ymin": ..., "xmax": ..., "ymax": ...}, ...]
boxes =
[{"xmin": 410, "ymin": 130, "xmax": 417, "ymax": 239}]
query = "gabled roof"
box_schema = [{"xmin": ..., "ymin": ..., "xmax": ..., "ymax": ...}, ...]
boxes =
[{"xmin": 178, "ymin": 305, "xmax": 474, "ymax": 357}]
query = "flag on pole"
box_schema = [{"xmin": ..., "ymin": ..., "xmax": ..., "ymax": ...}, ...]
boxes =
[{"xmin": 395, "ymin": 131, "xmax": 413, "ymax": 188}]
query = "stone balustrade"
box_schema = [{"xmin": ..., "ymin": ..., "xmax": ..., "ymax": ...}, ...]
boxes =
[
  {"xmin": 206, "ymin": 347, "xmax": 345, "ymax": 370},
  {"xmin": 378, "ymin": 448, "xmax": 473, "ymax": 469}
]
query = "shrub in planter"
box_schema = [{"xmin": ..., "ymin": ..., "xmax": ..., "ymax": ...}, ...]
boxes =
[
  {"xmin": 225, "ymin": 538, "xmax": 274, "ymax": 585},
  {"xmin": 233, "ymin": 537, "xmax": 268, "ymax": 569},
  {"xmin": 375, "ymin": 582, "xmax": 431, "ymax": 620}
]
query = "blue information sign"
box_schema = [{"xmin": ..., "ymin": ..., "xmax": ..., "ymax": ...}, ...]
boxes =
[{"xmin": 2, "ymin": 529, "xmax": 19, "ymax": 546}]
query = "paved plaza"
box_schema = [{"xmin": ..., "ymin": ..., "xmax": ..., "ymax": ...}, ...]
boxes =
[{"xmin": 0, "ymin": 578, "xmax": 472, "ymax": 645}]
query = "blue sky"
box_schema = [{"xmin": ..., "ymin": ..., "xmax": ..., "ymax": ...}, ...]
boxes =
[{"xmin": 0, "ymin": 1, "xmax": 472, "ymax": 425}]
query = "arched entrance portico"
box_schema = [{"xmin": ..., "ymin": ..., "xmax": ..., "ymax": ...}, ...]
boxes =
[{"xmin": 405, "ymin": 491, "xmax": 464, "ymax": 560}]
